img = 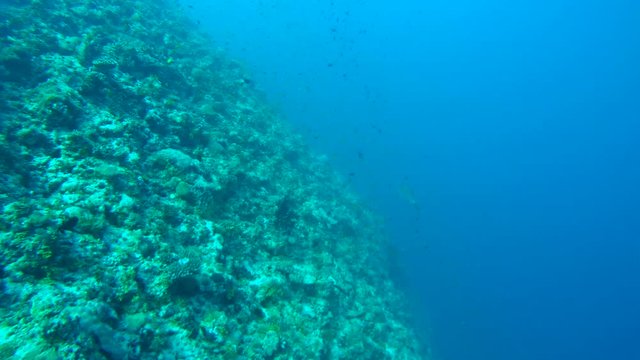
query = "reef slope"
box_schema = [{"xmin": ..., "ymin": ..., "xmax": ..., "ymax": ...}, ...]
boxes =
[{"xmin": 0, "ymin": 0, "xmax": 424, "ymax": 358}]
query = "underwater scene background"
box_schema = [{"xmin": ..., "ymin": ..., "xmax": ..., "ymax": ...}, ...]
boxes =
[
  {"xmin": 0, "ymin": 0, "xmax": 638, "ymax": 359},
  {"xmin": 183, "ymin": 0, "xmax": 640, "ymax": 360}
]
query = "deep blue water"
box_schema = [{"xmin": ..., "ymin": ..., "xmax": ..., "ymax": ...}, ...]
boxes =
[{"xmin": 184, "ymin": 1, "xmax": 640, "ymax": 359}]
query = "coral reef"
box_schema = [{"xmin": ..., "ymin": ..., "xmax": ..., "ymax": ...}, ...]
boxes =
[{"xmin": 0, "ymin": 0, "xmax": 425, "ymax": 358}]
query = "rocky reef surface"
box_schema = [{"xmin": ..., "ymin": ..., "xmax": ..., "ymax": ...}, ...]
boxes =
[{"xmin": 0, "ymin": 0, "xmax": 425, "ymax": 358}]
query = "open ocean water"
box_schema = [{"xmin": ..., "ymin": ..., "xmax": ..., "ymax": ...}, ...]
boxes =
[
  {"xmin": 184, "ymin": 0, "xmax": 640, "ymax": 359},
  {"xmin": 1, "ymin": 0, "xmax": 638, "ymax": 358}
]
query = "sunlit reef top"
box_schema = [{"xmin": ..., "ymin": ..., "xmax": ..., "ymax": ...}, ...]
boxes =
[{"xmin": 0, "ymin": 0, "xmax": 425, "ymax": 358}]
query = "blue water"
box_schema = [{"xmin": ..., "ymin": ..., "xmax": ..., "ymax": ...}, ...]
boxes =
[{"xmin": 184, "ymin": 1, "xmax": 640, "ymax": 359}]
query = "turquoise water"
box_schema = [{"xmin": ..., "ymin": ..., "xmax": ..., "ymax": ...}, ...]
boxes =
[{"xmin": 185, "ymin": 1, "xmax": 640, "ymax": 359}]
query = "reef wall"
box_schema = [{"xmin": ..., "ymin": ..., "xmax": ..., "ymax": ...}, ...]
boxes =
[{"xmin": 0, "ymin": 0, "xmax": 424, "ymax": 358}]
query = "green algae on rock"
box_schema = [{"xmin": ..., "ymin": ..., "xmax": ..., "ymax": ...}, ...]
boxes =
[{"xmin": 0, "ymin": 0, "xmax": 427, "ymax": 358}]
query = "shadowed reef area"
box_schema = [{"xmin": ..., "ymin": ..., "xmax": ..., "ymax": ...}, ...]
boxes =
[{"xmin": 0, "ymin": 0, "xmax": 425, "ymax": 358}]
